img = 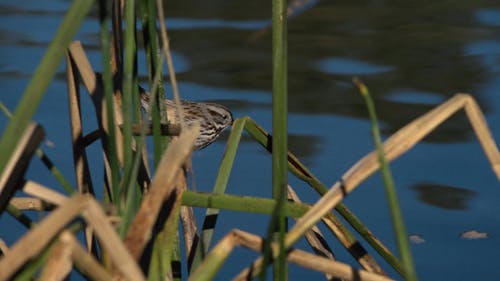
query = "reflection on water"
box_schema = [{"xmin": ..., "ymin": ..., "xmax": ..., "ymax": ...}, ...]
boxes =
[
  {"xmin": 412, "ymin": 182, "xmax": 477, "ymax": 210},
  {"xmin": 475, "ymin": 9, "xmax": 500, "ymax": 26},
  {"xmin": 317, "ymin": 57, "xmax": 395, "ymax": 75},
  {"xmin": 163, "ymin": 0, "xmax": 499, "ymax": 148},
  {"xmin": 384, "ymin": 90, "xmax": 445, "ymax": 105},
  {"xmin": 239, "ymin": 133, "xmax": 324, "ymax": 165}
]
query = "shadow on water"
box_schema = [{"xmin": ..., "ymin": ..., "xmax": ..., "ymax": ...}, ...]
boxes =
[{"xmin": 412, "ymin": 182, "xmax": 477, "ymax": 210}]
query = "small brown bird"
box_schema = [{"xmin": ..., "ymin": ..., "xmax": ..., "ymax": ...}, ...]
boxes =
[{"xmin": 139, "ymin": 87, "xmax": 233, "ymax": 149}]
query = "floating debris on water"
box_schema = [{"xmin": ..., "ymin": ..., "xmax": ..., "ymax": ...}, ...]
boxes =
[
  {"xmin": 460, "ymin": 230, "xmax": 488, "ymax": 239},
  {"xmin": 409, "ymin": 234, "xmax": 425, "ymax": 244}
]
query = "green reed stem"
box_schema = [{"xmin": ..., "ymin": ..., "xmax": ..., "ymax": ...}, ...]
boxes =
[
  {"xmin": 34, "ymin": 150, "xmax": 75, "ymax": 195},
  {"xmin": 121, "ymin": 0, "xmax": 136, "ymax": 200},
  {"xmin": 120, "ymin": 146, "xmax": 145, "ymax": 237},
  {"xmin": 354, "ymin": 78, "xmax": 417, "ymax": 281},
  {"xmin": 135, "ymin": 7, "xmax": 175, "ymax": 271},
  {"xmin": 140, "ymin": 0, "xmax": 167, "ymax": 167},
  {"xmin": 244, "ymin": 117, "xmax": 404, "ymax": 274},
  {"xmin": 117, "ymin": 0, "xmax": 144, "ymax": 238},
  {"xmin": 186, "ymin": 190, "xmax": 315, "ymax": 281},
  {"xmin": 189, "ymin": 117, "xmax": 247, "ymax": 272},
  {"xmin": 0, "ymin": 0, "xmax": 94, "ymax": 176},
  {"xmin": 156, "ymin": 0, "xmax": 184, "ymax": 126},
  {"xmin": 266, "ymin": 0, "xmax": 289, "ymax": 279},
  {"xmin": 120, "ymin": 0, "xmax": 150, "ymax": 235},
  {"xmin": 99, "ymin": 0, "xmax": 120, "ymax": 203},
  {"xmin": 182, "ymin": 191, "xmax": 310, "ymax": 218},
  {"xmin": 148, "ymin": 189, "xmax": 183, "ymax": 281}
]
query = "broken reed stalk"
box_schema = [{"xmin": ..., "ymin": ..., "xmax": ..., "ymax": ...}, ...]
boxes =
[
  {"xmin": 0, "ymin": 123, "xmax": 45, "ymax": 213},
  {"xmin": 286, "ymin": 94, "xmax": 490, "ymax": 241},
  {"xmin": 0, "ymin": 102, "xmax": 75, "ymax": 195},
  {"xmin": 226, "ymin": 92, "xmax": 500, "ymax": 279},
  {"xmin": 9, "ymin": 197, "xmax": 55, "ymax": 211},
  {"xmin": 0, "ymin": 195, "xmax": 86, "ymax": 281},
  {"xmin": 66, "ymin": 53, "xmax": 94, "ymax": 195},
  {"xmin": 243, "ymin": 117, "xmax": 391, "ymax": 274},
  {"xmin": 67, "ymin": 41, "xmax": 126, "ymax": 204},
  {"xmin": 190, "ymin": 229, "xmax": 394, "ymax": 281},
  {"xmin": 66, "ymin": 41, "xmax": 152, "ymax": 191},
  {"xmin": 124, "ymin": 125, "xmax": 199, "ymax": 260},
  {"xmin": 286, "ymin": 186, "xmax": 336, "ymax": 280},
  {"xmin": 59, "ymin": 231, "xmax": 113, "ymax": 281},
  {"xmin": 22, "ymin": 180, "xmax": 68, "ymax": 206},
  {"xmin": 0, "ymin": 194, "xmax": 146, "ymax": 281},
  {"xmin": 66, "ymin": 51, "xmax": 97, "ymax": 252},
  {"xmin": 39, "ymin": 235, "xmax": 74, "ymax": 280}
]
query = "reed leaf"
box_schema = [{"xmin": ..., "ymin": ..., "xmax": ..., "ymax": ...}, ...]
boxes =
[
  {"xmin": 353, "ymin": 78, "xmax": 417, "ymax": 281},
  {"xmin": 188, "ymin": 117, "xmax": 247, "ymax": 272},
  {"xmin": 244, "ymin": 118, "xmax": 395, "ymax": 274},
  {"xmin": 266, "ymin": 0, "xmax": 289, "ymax": 278},
  {"xmin": 99, "ymin": 0, "xmax": 120, "ymax": 202},
  {"xmin": 139, "ymin": 0, "xmax": 167, "ymax": 167},
  {"xmin": 120, "ymin": 0, "xmax": 136, "ymax": 201},
  {"xmin": 182, "ymin": 191, "xmax": 310, "ymax": 219}
]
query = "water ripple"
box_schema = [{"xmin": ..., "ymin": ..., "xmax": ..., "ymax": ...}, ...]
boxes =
[{"xmin": 316, "ymin": 57, "xmax": 395, "ymax": 75}]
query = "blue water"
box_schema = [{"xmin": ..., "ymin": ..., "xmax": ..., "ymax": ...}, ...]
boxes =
[{"xmin": 1, "ymin": 1, "xmax": 500, "ymax": 280}]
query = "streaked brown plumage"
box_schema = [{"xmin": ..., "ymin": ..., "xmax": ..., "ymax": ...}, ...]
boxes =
[{"xmin": 139, "ymin": 87, "xmax": 233, "ymax": 149}]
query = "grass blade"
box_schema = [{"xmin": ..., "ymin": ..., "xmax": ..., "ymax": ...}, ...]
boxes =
[
  {"xmin": 189, "ymin": 117, "xmax": 247, "ymax": 271},
  {"xmin": 353, "ymin": 77, "xmax": 417, "ymax": 281},
  {"xmin": 265, "ymin": 0, "xmax": 289, "ymax": 279}
]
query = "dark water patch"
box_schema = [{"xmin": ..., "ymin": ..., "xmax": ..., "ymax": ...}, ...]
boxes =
[
  {"xmin": 475, "ymin": 9, "xmax": 500, "ymax": 27},
  {"xmin": 0, "ymin": 3, "xmax": 67, "ymax": 17},
  {"xmin": 316, "ymin": 57, "xmax": 395, "ymax": 75},
  {"xmin": 412, "ymin": 182, "xmax": 477, "ymax": 210},
  {"xmin": 165, "ymin": 18, "xmax": 269, "ymax": 30},
  {"xmin": 384, "ymin": 90, "xmax": 445, "ymax": 105},
  {"xmin": 238, "ymin": 132, "xmax": 324, "ymax": 162}
]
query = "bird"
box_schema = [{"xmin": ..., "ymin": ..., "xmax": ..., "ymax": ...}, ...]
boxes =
[{"xmin": 139, "ymin": 87, "xmax": 233, "ymax": 150}]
